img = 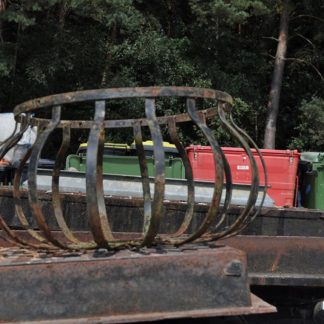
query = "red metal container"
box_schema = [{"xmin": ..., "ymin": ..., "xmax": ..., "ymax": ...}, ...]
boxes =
[{"xmin": 186, "ymin": 145, "xmax": 300, "ymax": 207}]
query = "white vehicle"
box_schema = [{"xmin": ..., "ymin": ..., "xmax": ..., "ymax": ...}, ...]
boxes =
[{"xmin": 0, "ymin": 112, "xmax": 37, "ymax": 164}]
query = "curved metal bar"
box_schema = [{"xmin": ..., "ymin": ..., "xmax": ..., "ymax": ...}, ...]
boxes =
[
  {"xmin": 14, "ymin": 87, "xmax": 233, "ymax": 115},
  {"xmin": 0, "ymin": 174, "xmax": 55, "ymax": 251},
  {"xmin": 13, "ymin": 146, "xmax": 52, "ymax": 245},
  {"xmin": 28, "ymin": 106, "xmax": 67, "ymax": 249},
  {"xmin": 0, "ymin": 214, "xmax": 54, "ymax": 250},
  {"xmin": 217, "ymin": 107, "xmax": 259, "ymax": 236},
  {"xmin": 205, "ymin": 140, "xmax": 233, "ymax": 234},
  {"xmin": 198, "ymin": 105, "xmax": 234, "ymax": 235},
  {"xmin": 26, "ymin": 107, "xmax": 219, "ymax": 130},
  {"xmin": 0, "ymin": 216, "xmax": 26, "ymax": 248},
  {"xmin": 175, "ymin": 99, "xmax": 224, "ymax": 246},
  {"xmin": 166, "ymin": 117, "xmax": 195, "ymax": 238},
  {"xmin": 52, "ymin": 126, "xmax": 82, "ymax": 244},
  {"xmin": 86, "ymin": 100, "xmax": 113, "ymax": 248},
  {"xmin": 133, "ymin": 122, "xmax": 152, "ymax": 236},
  {"xmin": 2, "ymin": 145, "xmax": 54, "ymax": 250},
  {"xmin": 201, "ymin": 104, "xmax": 260, "ymax": 241},
  {"xmin": 141, "ymin": 98, "xmax": 165, "ymax": 246},
  {"xmin": 224, "ymin": 113, "xmax": 268, "ymax": 234}
]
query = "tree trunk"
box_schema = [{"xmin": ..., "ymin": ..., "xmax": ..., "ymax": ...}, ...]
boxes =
[
  {"xmin": 101, "ymin": 23, "xmax": 117, "ymax": 87},
  {"xmin": 0, "ymin": 0, "xmax": 7, "ymax": 43},
  {"xmin": 58, "ymin": 1, "xmax": 70, "ymax": 32},
  {"xmin": 263, "ymin": 1, "xmax": 289, "ymax": 149}
]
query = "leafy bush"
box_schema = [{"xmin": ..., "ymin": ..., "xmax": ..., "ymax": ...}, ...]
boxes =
[{"xmin": 289, "ymin": 97, "xmax": 324, "ymax": 151}]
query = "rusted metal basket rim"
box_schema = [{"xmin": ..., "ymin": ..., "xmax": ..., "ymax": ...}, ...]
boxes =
[
  {"xmin": 25, "ymin": 107, "xmax": 219, "ymax": 129},
  {"xmin": 14, "ymin": 87, "xmax": 233, "ymax": 116}
]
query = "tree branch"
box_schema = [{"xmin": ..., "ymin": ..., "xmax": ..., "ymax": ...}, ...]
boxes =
[
  {"xmin": 284, "ymin": 57, "xmax": 324, "ymax": 81},
  {"xmin": 292, "ymin": 33, "xmax": 316, "ymax": 50},
  {"xmin": 290, "ymin": 14, "xmax": 324, "ymax": 24},
  {"xmin": 262, "ymin": 36, "xmax": 279, "ymax": 42},
  {"xmin": 266, "ymin": 54, "xmax": 276, "ymax": 60}
]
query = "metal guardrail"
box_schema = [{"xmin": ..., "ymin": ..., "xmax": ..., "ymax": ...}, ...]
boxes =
[{"xmin": 0, "ymin": 87, "xmax": 267, "ymax": 250}]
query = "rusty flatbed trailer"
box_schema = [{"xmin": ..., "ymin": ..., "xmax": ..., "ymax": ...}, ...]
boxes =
[
  {"xmin": 0, "ymin": 87, "xmax": 323, "ymax": 323},
  {"xmin": 0, "ymin": 233, "xmax": 276, "ymax": 323},
  {"xmin": 1, "ymin": 187, "xmax": 323, "ymax": 288},
  {"xmin": 227, "ymin": 235, "xmax": 324, "ymax": 323},
  {"xmin": 0, "ymin": 228, "xmax": 323, "ymax": 322},
  {"xmin": 1, "ymin": 187, "xmax": 323, "ymax": 238},
  {"xmin": 1, "ymin": 229, "xmax": 323, "ymax": 289},
  {"xmin": 0, "ymin": 86, "xmax": 274, "ymax": 323},
  {"xmin": 1, "ymin": 189, "xmax": 323, "ymax": 322},
  {"xmin": 1, "ymin": 190, "xmax": 323, "ymax": 322},
  {"xmin": 226, "ymin": 236, "xmax": 324, "ymax": 287}
]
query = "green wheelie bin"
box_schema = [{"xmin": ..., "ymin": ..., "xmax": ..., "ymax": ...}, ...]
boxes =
[
  {"xmin": 300, "ymin": 152, "xmax": 324, "ymax": 210},
  {"xmin": 66, "ymin": 141, "xmax": 185, "ymax": 179}
]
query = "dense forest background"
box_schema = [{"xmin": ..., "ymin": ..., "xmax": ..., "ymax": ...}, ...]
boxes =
[{"xmin": 0, "ymin": 0, "xmax": 323, "ymax": 151}]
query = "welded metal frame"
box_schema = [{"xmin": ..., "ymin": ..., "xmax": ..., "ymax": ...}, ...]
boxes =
[{"xmin": 0, "ymin": 86, "xmax": 267, "ymax": 250}]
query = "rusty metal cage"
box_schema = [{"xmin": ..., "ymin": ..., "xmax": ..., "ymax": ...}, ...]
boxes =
[{"xmin": 0, "ymin": 87, "xmax": 267, "ymax": 250}]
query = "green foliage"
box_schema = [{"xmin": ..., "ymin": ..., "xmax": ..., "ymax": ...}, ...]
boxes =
[
  {"xmin": 289, "ymin": 97, "xmax": 324, "ymax": 151},
  {"xmin": 0, "ymin": 0, "xmax": 323, "ymax": 151},
  {"xmin": 205, "ymin": 97, "xmax": 259, "ymax": 147},
  {"xmin": 190, "ymin": 0, "xmax": 270, "ymax": 27}
]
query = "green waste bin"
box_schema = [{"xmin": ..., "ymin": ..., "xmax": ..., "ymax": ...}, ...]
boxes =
[
  {"xmin": 130, "ymin": 140, "xmax": 180, "ymax": 159},
  {"xmin": 77, "ymin": 142, "xmax": 131, "ymax": 156},
  {"xmin": 300, "ymin": 152, "xmax": 324, "ymax": 210},
  {"xmin": 65, "ymin": 141, "xmax": 185, "ymax": 179}
]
